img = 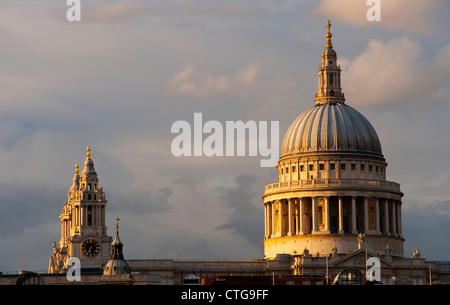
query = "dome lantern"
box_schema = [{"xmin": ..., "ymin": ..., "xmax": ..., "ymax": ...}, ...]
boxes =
[{"xmin": 316, "ymin": 20, "xmax": 344, "ymax": 105}]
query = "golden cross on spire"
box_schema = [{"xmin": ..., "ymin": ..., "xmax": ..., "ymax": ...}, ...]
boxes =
[{"xmin": 326, "ymin": 20, "xmax": 333, "ymax": 49}]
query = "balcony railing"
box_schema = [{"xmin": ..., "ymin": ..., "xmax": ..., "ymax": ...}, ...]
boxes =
[{"xmin": 264, "ymin": 179, "xmax": 401, "ymax": 194}]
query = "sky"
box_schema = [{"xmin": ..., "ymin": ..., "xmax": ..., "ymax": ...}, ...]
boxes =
[{"xmin": 0, "ymin": 0, "xmax": 450, "ymax": 272}]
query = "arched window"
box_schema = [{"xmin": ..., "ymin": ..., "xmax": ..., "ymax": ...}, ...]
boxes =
[{"xmin": 333, "ymin": 268, "xmax": 365, "ymax": 285}]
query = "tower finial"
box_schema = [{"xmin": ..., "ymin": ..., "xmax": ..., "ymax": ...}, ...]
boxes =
[
  {"xmin": 326, "ymin": 20, "xmax": 333, "ymax": 49},
  {"xmin": 86, "ymin": 146, "xmax": 91, "ymax": 159},
  {"xmin": 75, "ymin": 163, "xmax": 79, "ymax": 175},
  {"xmin": 115, "ymin": 217, "xmax": 120, "ymax": 231}
]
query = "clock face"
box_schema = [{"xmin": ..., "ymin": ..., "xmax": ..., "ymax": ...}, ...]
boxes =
[{"xmin": 81, "ymin": 239, "xmax": 100, "ymax": 258}]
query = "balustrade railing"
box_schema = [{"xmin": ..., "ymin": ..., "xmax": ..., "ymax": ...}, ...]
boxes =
[{"xmin": 264, "ymin": 179, "xmax": 401, "ymax": 193}]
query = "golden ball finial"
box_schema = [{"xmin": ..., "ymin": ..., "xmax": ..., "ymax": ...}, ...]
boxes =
[
  {"xmin": 115, "ymin": 217, "xmax": 120, "ymax": 230},
  {"xmin": 75, "ymin": 163, "xmax": 79, "ymax": 175},
  {"xmin": 326, "ymin": 20, "xmax": 333, "ymax": 48},
  {"xmin": 86, "ymin": 146, "xmax": 91, "ymax": 159}
]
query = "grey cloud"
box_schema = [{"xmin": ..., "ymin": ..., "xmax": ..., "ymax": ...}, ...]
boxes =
[
  {"xmin": 108, "ymin": 186, "xmax": 173, "ymax": 215},
  {"xmin": 215, "ymin": 173, "xmax": 264, "ymax": 250},
  {"xmin": 0, "ymin": 182, "xmax": 62, "ymax": 236},
  {"xmin": 152, "ymin": 237, "xmax": 216, "ymax": 259},
  {"xmin": 83, "ymin": 1, "xmax": 255, "ymax": 22},
  {"xmin": 403, "ymin": 202, "xmax": 450, "ymax": 260}
]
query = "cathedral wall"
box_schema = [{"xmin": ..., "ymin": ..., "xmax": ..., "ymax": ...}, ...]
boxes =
[{"xmin": 264, "ymin": 234, "xmax": 404, "ymax": 259}]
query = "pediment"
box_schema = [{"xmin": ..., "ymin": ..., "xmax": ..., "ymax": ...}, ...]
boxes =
[{"xmin": 329, "ymin": 248, "xmax": 395, "ymax": 268}]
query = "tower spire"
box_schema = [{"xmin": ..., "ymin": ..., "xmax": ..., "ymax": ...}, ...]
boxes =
[
  {"xmin": 81, "ymin": 146, "xmax": 97, "ymax": 174},
  {"xmin": 111, "ymin": 217, "xmax": 124, "ymax": 259},
  {"xmin": 70, "ymin": 163, "xmax": 80, "ymax": 190}
]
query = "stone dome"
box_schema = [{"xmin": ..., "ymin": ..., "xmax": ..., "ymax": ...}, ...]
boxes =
[
  {"xmin": 322, "ymin": 47, "xmax": 336, "ymax": 58},
  {"xmin": 103, "ymin": 257, "xmax": 131, "ymax": 276},
  {"xmin": 281, "ymin": 102, "xmax": 384, "ymax": 160}
]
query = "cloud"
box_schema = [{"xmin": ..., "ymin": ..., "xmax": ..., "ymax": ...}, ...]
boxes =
[
  {"xmin": 151, "ymin": 237, "xmax": 216, "ymax": 259},
  {"xmin": 0, "ymin": 182, "xmax": 62, "ymax": 236},
  {"xmin": 215, "ymin": 173, "xmax": 264, "ymax": 250},
  {"xmin": 0, "ymin": 181, "xmax": 62, "ymax": 271},
  {"xmin": 339, "ymin": 37, "xmax": 450, "ymax": 106},
  {"xmin": 403, "ymin": 202, "xmax": 450, "ymax": 260},
  {"xmin": 110, "ymin": 186, "xmax": 173, "ymax": 215},
  {"xmin": 164, "ymin": 61, "xmax": 302, "ymax": 114},
  {"xmin": 83, "ymin": 1, "xmax": 149, "ymax": 21},
  {"xmin": 83, "ymin": 1, "xmax": 254, "ymax": 21},
  {"xmin": 236, "ymin": 64, "xmax": 261, "ymax": 85},
  {"xmin": 165, "ymin": 62, "xmax": 265, "ymax": 100},
  {"xmin": 165, "ymin": 63, "xmax": 232, "ymax": 99},
  {"xmin": 314, "ymin": 0, "xmax": 445, "ymax": 34}
]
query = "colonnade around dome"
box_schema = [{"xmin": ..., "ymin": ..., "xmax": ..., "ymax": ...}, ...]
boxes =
[{"xmin": 263, "ymin": 189, "xmax": 404, "ymax": 256}]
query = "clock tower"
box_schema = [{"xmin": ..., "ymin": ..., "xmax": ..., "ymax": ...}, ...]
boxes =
[{"xmin": 48, "ymin": 147, "xmax": 112, "ymax": 274}]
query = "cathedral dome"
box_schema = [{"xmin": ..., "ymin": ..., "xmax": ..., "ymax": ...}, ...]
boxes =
[
  {"xmin": 280, "ymin": 20, "xmax": 383, "ymax": 161},
  {"xmin": 280, "ymin": 102, "xmax": 383, "ymax": 160},
  {"xmin": 263, "ymin": 20, "xmax": 404, "ymax": 261}
]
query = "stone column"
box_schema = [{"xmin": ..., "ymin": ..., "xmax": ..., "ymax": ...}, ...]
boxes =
[
  {"xmin": 102, "ymin": 206, "xmax": 105, "ymax": 227},
  {"xmin": 80, "ymin": 206, "xmax": 84, "ymax": 226},
  {"xmin": 324, "ymin": 196, "xmax": 330, "ymax": 233},
  {"xmin": 61, "ymin": 220, "xmax": 65, "ymax": 242},
  {"xmin": 267, "ymin": 202, "xmax": 272, "ymax": 237},
  {"xmin": 93, "ymin": 206, "xmax": 96, "ymax": 226},
  {"xmin": 267, "ymin": 202, "xmax": 271, "ymax": 238},
  {"xmin": 351, "ymin": 196, "xmax": 357, "ymax": 234},
  {"xmin": 338, "ymin": 196, "xmax": 344, "ymax": 234},
  {"xmin": 397, "ymin": 201, "xmax": 403, "ymax": 237},
  {"xmin": 97, "ymin": 206, "xmax": 101, "ymax": 227},
  {"xmin": 312, "ymin": 196, "xmax": 319, "ymax": 233},
  {"xmin": 375, "ymin": 198, "xmax": 381, "ymax": 234},
  {"xmin": 298, "ymin": 197, "xmax": 304, "ymax": 235},
  {"xmin": 288, "ymin": 198, "xmax": 295, "ymax": 236},
  {"xmin": 271, "ymin": 201, "xmax": 276, "ymax": 236},
  {"xmin": 384, "ymin": 199, "xmax": 390, "ymax": 236},
  {"xmin": 364, "ymin": 197, "xmax": 369, "ymax": 234},
  {"xmin": 279, "ymin": 200, "xmax": 285, "ymax": 236},
  {"xmin": 264, "ymin": 203, "xmax": 268, "ymax": 238},
  {"xmin": 391, "ymin": 200, "xmax": 397, "ymax": 236}
]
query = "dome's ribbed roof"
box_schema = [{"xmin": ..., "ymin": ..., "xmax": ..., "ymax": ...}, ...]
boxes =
[{"xmin": 281, "ymin": 102, "xmax": 383, "ymax": 160}]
